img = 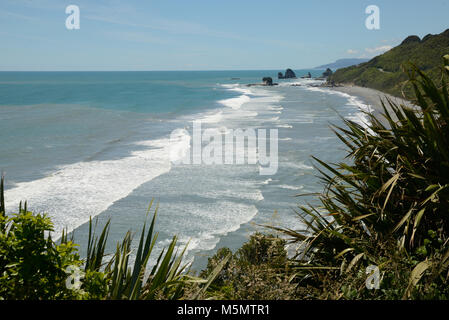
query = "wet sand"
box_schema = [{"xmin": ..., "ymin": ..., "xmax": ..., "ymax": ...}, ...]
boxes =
[{"xmin": 330, "ymin": 85, "xmax": 416, "ymax": 126}]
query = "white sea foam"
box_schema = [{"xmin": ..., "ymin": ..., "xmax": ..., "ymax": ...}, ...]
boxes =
[
  {"xmin": 215, "ymin": 85, "xmax": 285, "ymax": 126},
  {"xmin": 303, "ymin": 85, "xmax": 374, "ymax": 129},
  {"xmin": 4, "ymin": 135, "xmax": 191, "ymax": 237},
  {"xmin": 278, "ymin": 185, "xmax": 304, "ymax": 191},
  {"xmin": 295, "ymin": 117, "xmax": 314, "ymax": 124},
  {"xmin": 221, "ymin": 84, "xmax": 254, "ymax": 95},
  {"xmin": 201, "ymin": 189, "xmax": 264, "ymax": 201},
  {"xmin": 260, "ymin": 178, "xmax": 273, "ymax": 185},
  {"xmin": 218, "ymin": 94, "xmax": 251, "ymax": 110},
  {"xmin": 153, "ymin": 201, "xmax": 259, "ymax": 259},
  {"xmin": 268, "ymin": 106, "xmax": 284, "ymax": 111},
  {"xmin": 167, "ymin": 129, "xmax": 191, "ymax": 163},
  {"xmin": 344, "ymin": 95, "xmax": 374, "ymax": 129},
  {"xmin": 284, "ymin": 162, "xmax": 314, "ymax": 170},
  {"xmin": 277, "ymin": 124, "xmax": 293, "ymax": 128},
  {"xmin": 199, "ymin": 110, "xmax": 223, "ymax": 123},
  {"xmin": 249, "ymin": 94, "xmax": 284, "ymax": 103},
  {"xmin": 303, "ymin": 86, "xmax": 351, "ymax": 97},
  {"xmin": 224, "ymin": 109, "xmax": 259, "ymax": 119},
  {"xmin": 5, "ymin": 81, "xmax": 281, "ymax": 245}
]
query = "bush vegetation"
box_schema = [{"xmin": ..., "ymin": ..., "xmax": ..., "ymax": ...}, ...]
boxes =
[
  {"xmin": 200, "ymin": 233, "xmax": 297, "ymax": 300},
  {"xmin": 331, "ymin": 29, "xmax": 449, "ymax": 98}
]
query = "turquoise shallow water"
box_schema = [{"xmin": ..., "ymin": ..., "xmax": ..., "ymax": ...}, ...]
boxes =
[{"xmin": 0, "ymin": 70, "xmax": 370, "ymax": 270}]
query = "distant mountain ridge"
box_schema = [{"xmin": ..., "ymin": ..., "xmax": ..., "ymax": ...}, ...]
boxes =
[
  {"xmin": 315, "ymin": 58, "xmax": 369, "ymax": 70},
  {"xmin": 331, "ymin": 28, "xmax": 449, "ymax": 97}
]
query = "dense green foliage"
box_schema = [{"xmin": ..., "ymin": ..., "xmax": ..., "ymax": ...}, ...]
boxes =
[
  {"xmin": 331, "ymin": 29, "xmax": 449, "ymax": 98},
  {"xmin": 0, "ymin": 206, "xmax": 86, "ymax": 299},
  {"xmin": 200, "ymin": 233, "xmax": 297, "ymax": 300}
]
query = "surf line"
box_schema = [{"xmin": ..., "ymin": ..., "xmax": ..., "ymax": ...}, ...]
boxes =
[{"xmin": 168, "ymin": 121, "xmax": 278, "ymax": 175}]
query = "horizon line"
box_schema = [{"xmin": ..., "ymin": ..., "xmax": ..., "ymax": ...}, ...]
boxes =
[{"xmin": 0, "ymin": 68, "xmax": 324, "ymax": 72}]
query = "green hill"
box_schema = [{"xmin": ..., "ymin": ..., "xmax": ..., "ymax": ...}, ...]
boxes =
[{"xmin": 331, "ymin": 28, "xmax": 449, "ymax": 98}]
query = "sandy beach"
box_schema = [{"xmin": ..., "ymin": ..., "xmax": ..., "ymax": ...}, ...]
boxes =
[{"xmin": 330, "ymin": 85, "xmax": 416, "ymax": 126}]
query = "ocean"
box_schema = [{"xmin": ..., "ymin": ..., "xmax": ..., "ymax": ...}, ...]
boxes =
[{"xmin": 0, "ymin": 70, "xmax": 371, "ymax": 270}]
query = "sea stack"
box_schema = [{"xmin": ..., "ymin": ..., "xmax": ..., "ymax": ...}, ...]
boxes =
[
  {"xmin": 284, "ymin": 69, "xmax": 296, "ymax": 78},
  {"xmin": 262, "ymin": 77, "xmax": 273, "ymax": 86},
  {"xmin": 278, "ymin": 68, "xmax": 297, "ymax": 79},
  {"xmin": 301, "ymin": 72, "xmax": 312, "ymax": 79},
  {"xmin": 322, "ymin": 68, "xmax": 333, "ymax": 78}
]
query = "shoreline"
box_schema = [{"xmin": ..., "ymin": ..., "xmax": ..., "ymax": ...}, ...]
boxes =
[{"xmin": 328, "ymin": 85, "xmax": 415, "ymax": 126}]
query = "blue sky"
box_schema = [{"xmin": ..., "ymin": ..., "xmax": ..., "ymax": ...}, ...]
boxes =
[{"xmin": 1, "ymin": 0, "xmax": 448, "ymax": 71}]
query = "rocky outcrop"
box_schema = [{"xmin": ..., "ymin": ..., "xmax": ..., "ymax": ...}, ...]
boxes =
[
  {"xmin": 322, "ymin": 68, "xmax": 333, "ymax": 77},
  {"xmin": 262, "ymin": 77, "xmax": 273, "ymax": 86},
  {"xmin": 301, "ymin": 72, "xmax": 312, "ymax": 79},
  {"xmin": 401, "ymin": 35, "xmax": 421, "ymax": 45},
  {"xmin": 246, "ymin": 77, "xmax": 278, "ymax": 87},
  {"xmin": 278, "ymin": 68, "xmax": 297, "ymax": 79},
  {"xmin": 284, "ymin": 69, "xmax": 296, "ymax": 78}
]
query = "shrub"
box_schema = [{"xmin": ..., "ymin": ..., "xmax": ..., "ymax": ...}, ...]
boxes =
[
  {"xmin": 200, "ymin": 233, "xmax": 297, "ymax": 300},
  {"xmin": 0, "ymin": 206, "xmax": 86, "ymax": 299}
]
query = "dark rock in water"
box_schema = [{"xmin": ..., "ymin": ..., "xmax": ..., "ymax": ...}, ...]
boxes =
[
  {"xmin": 284, "ymin": 68, "xmax": 296, "ymax": 78},
  {"xmin": 278, "ymin": 68, "xmax": 296, "ymax": 79},
  {"xmin": 322, "ymin": 68, "xmax": 333, "ymax": 77},
  {"xmin": 401, "ymin": 35, "xmax": 421, "ymax": 45},
  {"xmin": 301, "ymin": 72, "xmax": 312, "ymax": 79},
  {"xmin": 246, "ymin": 77, "xmax": 278, "ymax": 87},
  {"xmin": 262, "ymin": 77, "xmax": 273, "ymax": 86}
]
